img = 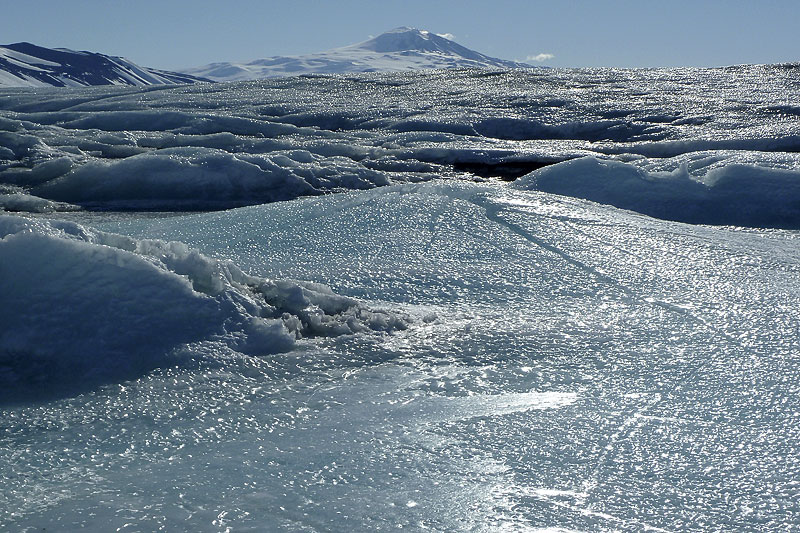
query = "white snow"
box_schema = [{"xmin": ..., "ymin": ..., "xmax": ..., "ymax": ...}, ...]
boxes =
[
  {"xmin": 0, "ymin": 48, "xmax": 61, "ymax": 67},
  {"xmin": 0, "ymin": 69, "xmax": 49, "ymax": 87}
]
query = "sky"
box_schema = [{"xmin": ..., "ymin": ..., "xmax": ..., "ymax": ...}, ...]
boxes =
[{"xmin": 2, "ymin": 0, "xmax": 799, "ymax": 70}]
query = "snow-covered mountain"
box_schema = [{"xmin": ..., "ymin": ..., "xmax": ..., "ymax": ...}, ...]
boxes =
[
  {"xmin": 0, "ymin": 42, "xmax": 211, "ymax": 88},
  {"xmin": 182, "ymin": 27, "xmax": 532, "ymax": 81}
]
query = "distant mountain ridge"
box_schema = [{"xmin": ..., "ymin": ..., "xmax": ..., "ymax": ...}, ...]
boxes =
[
  {"xmin": 182, "ymin": 27, "xmax": 533, "ymax": 81},
  {"xmin": 0, "ymin": 42, "xmax": 210, "ymax": 88}
]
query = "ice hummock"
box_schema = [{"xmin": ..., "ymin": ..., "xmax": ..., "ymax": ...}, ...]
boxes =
[
  {"xmin": 514, "ymin": 156, "xmax": 800, "ymax": 228},
  {"xmin": 0, "ymin": 215, "xmax": 406, "ymax": 399}
]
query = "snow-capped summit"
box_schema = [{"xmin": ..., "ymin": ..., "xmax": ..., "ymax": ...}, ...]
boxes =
[
  {"xmin": 0, "ymin": 42, "xmax": 211, "ymax": 88},
  {"xmin": 182, "ymin": 27, "xmax": 532, "ymax": 81},
  {"xmin": 357, "ymin": 27, "xmax": 481, "ymax": 55}
]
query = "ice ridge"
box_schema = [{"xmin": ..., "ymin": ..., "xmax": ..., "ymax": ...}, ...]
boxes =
[{"xmin": 0, "ymin": 215, "xmax": 407, "ymax": 400}]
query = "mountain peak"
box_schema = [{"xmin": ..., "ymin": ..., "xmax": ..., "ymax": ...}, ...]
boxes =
[
  {"xmin": 182, "ymin": 28, "xmax": 532, "ymax": 81},
  {"xmin": 352, "ymin": 27, "xmax": 461, "ymax": 54},
  {"xmin": 0, "ymin": 42, "xmax": 211, "ymax": 88}
]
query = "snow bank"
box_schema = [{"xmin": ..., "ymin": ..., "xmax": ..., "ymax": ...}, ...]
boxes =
[
  {"xmin": 0, "ymin": 215, "xmax": 406, "ymax": 397},
  {"xmin": 514, "ymin": 157, "xmax": 800, "ymax": 228}
]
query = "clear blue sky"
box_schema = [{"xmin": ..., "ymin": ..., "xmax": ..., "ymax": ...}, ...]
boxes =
[{"xmin": 4, "ymin": 0, "xmax": 799, "ymax": 70}]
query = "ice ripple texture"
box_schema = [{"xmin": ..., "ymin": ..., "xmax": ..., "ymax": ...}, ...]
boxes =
[{"xmin": 0, "ymin": 66, "xmax": 799, "ymax": 226}]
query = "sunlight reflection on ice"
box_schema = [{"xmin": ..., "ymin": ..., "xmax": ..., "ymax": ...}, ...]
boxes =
[
  {"xmin": 412, "ymin": 391, "xmax": 578, "ymax": 426},
  {"xmin": 444, "ymin": 391, "xmax": 577, "ymax": 419}
]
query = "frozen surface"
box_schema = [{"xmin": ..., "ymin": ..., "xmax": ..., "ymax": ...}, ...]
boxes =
[
  {"xmin": 1, "ymin": 65, "xmax": 800, "ymax": 531},
  {"xmin": 2, "ymin": 181, "xmax": 799, "ymax": 531}
]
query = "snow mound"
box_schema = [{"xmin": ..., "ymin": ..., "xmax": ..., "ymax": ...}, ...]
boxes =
[
  {"xmin": 0, "ymin": 215, "xmax": 406, "ymax": 398},
  {"xmin": 514, "ymin": 157, "xmax": 800, "ymax": 228}
]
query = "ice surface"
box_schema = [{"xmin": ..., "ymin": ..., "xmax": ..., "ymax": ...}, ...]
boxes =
[
  {"xmin": 2, "ymin": 66, "xmax": 800, "ymax": 532},
  {"xmin": 2, "ymin": 181, "xmax": 798, "ymax": 531},
  {"xmin": 2, "ymin": 66, "xmax": 799, "ymax": 225}
]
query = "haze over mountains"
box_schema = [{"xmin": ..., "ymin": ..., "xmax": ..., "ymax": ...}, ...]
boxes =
[
  {"xmin": 182, "ymin": 27, "xmax": 533, "ymax": 81},
  {"xmin": 0, "ymin": 28, "xmax": 532, "ymax": 87},
  {"xmin": 0, "ymin": 42, "xmax": 209, "ymax": 87}
]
